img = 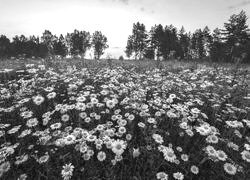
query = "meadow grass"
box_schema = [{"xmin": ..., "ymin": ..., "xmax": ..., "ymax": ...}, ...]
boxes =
[{"xmin": 0, "ymin": 58, "xmax": 249, "ymax": 180}]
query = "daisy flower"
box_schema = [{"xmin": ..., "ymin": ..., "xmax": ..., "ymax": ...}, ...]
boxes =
[
  {"xmin": 47, "ymin": 92, "xmax": 56, "ymax": 99},
  {"xmin": 20, "ymin": 111, "xmax": 33, "ymax": 119},
  {"xmin": 50, "ymin": 123, "xmax": 62, "ymax": 130},
  {"xmin": 118, "ymin": 127, "xmax": 126, "ymax": 134},
  {"xmin": 190, "ymin": 165, "xmax": 199, "ymax": 174},
  {"xmin": 26, "ymin": 118, "xmax": 38, "ymax": 128},
  {"xmin": 152, "ymin": 133, "xmax": 164, "ymax": 144},
  {"xmin": 79, "ymin": 143, "xmax": 88, "ymax": 154},
  {"xmin": 61, "ymin": 114, "xmax": 70, "ymax": 122},
  {"xmin": 191, "ymin": 108, "xmax": 200, "ymax": 114},
  {"xmin": 79, "ymin": 112, "xmax": 87, "ymax": 119},
  {"xmin": 223, "ymin": 163, "xmax": 237, "ymax": 175},
  {"xmin": 241, "ymin": 150, "xmax": 250, "ymax": 162},
  {"xmin": 38, "ymin": 154, "xmax": 49, "ymax": 164},
  {"xmin": 64, "ymin": 135, "xmax": 76, "ymax": 145},
  {"xmin": 156, "ymin": 172, "xmax": 168, "ymax": 180},
  {"xmin": 61, "ymin": 163, "xmax": 74, "ymax": 180},
  {"xmin": 76, "ymin": 96, "xmax": 86, "ymax": 102},
  {"xmin": 126, "ymin": 134, "xmax": 132, "ymax": 141},
  {"xmin": 205, "ymin": 145, "xmax": 218, "ymax": 157},
  {"xmin": 33, "ymin": 95, "xmax": 45, "ymax": 105},
  {"xmin": 127, "ymin": 114, "xmax": 135, "ymax": 121},
  {"xmin": 159, "ymin": 146, "xmax": 177, "ymax": 163},
  {"xmin": 196, "ymin": 125, "xmax": 211, "ymax": 136},
  {"xmin": 106, "ymin": 99, "xmax": 116, "ymax": 109},
  {"xmin": 173, "ymin": 172, "xmax": 184, "ymax": 180},
  {"xmin": 83, "ymin": 154, "xmax": 91, "ymax": 161},
  {"xmin": 206, "ymin": 134, "xmax": 219, "ymax": 144},
  {"xmin": 44, "ymin": 87, "xmax": 54, "ymax": 92},
  {"xmin": 216, "ymin": 150, "xmax": 227, "ymax": 161},
  {"xmin": 181, "ymin": 154, "xmax": 189, "ymax": 161},
  {"xmin": 147, "ymin": 118, "xmax": 156, "ymax": 124},
  {"xmin": 138, "ymin": 122, "xmax": 146, "ymax": 128},
  {"xmin": 169, "ymin": 93, "xmax": 176, "ymax": 99},
  {"xmin": 97, "ymin": 151, "xmax": 106, "ymax": 161},
  {"xmin": 18, "ymin": 129, "xmax": 32, "ymax": 138},
  {"xmin": 7, "ymin": 125, "xmax": 21, "ymax": 134},
  {"xmin": 111, "ymin": 139, "xmax": 127, "ymax": 156}
]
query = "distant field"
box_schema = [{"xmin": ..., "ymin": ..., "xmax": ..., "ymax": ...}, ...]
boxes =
[
  {"xmin": 0, "ymin": 58, "xmax": 250, "ymax": 180},
  {"xmin": 1, "ymin": 58, "xmax": 250, "ymax": 72}
]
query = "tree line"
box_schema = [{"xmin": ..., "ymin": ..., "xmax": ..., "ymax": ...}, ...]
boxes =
[
  {"xmin": 125, "ymin": 10, "xmax": 250, "ymax": 63},
  {"xmin": 0, "ymin": 30, "xmax": 108, "ymax": 60}
]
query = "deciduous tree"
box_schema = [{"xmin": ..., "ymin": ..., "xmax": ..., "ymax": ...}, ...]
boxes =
[{"xmin": 91, "ymin": 31, "xmax": 108, "ymax": 60}]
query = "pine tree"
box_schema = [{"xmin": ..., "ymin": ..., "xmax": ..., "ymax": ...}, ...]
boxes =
[
  {"xmin": 178, "ymin": 26, "xmax": 190, "ymax": 59},
  {"xmin": 191, "ymin": 29, "xmax": 206, "ymax": 59},
  {"xmin": 202, "ymin": 26, "xmax": 212, "ymax": 57},
  {"xmin": 125, "ymin": 35, "xmax": 133, "ymax": 59},
  {"xmin": 41, "ymin": 30, "xmax": 55, "ymax": 58},
  {"xmin": 125, "ymin": 22, "xmax": 147, "ymax": 60},
  {"xmin": 0, "ymin": 35, "xmax": 10, "ymax": 60},
  {"xmin": 222, "ymin": 10, "xmax": 250, "ymax": 61},
  {"xmin": 53, "ymin": 34, "xmax": 67, "ymax": 57},
  {"xmin": 210, "ymin": 28, "xmax": 225, "ymax": 62},
  {"xmin": 150, "ymin": 24, "xmax": 164, "ymax": 60}
]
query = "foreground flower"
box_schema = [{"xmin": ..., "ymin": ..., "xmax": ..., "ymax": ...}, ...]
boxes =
[
  {"xmin": 47, "ymin": 92, "xmax": 56, "ymax": 99},
  {"xmin": 173, "ymin": 172, "xmax": 184, "ymax": 180},
  {"xmin": 223, "ymin": 163, "xmax": 237, "ymax": 175},
  {"xmin": 196, "ymin": 125, "xmax": 211, "ymax": 136},
  {"xmin": 216, "ymin": 150, "xmax": 227, "ymax": 161},
  {"xmin": 156, "ymin": 172, "xmax": 168, "ymax": 180},
  {"xmin": 97, "ymin": 151, "xmax": 106, "ymax": 161},
  {"xmin": 152, "ymin": 133, "xmax": 164, "ymax": 144},
  {"xmin": 241, "ymin": 150, "xmax": 250, "ymax": 162},
  {"xmin": 26, "ymin": 118, "xmax": 38, "ymax": 128},
  {"xmin": 61, "ymin": 114, "xmax": 70, "ymax": 122},
  {"xmin": 106, "ymin": 99, "xmax": 117, "ymax": 109},
  {"xmin": 190, "ymin": 165, "xmax": 199, "ymax": 174},
  {"xmin": 206, "ymin": 134, "xmax": 219, "ymax": 144},
  {"xmin": 205, "ymin": 145, "xmax": 218, "ymax": 158},
  {"xmin": 61, "ymin": 163, "xmax": 74, "ymax": 180},
  {"xmin": 158, "ymin": 145, "xmax": 177, "ymax": 163},
  {"xmin": 111, "ymin": 139, "xmax": 127, "ymax": 156},
  {"xmin": 64, "ymin": 135, "xmax": 76, "ymax": 145},
  {"xmin": 38, "ymin": 154, "xmax": 49, "ymax": 164},
  {"xmin": 32, "ymin": 95, "xmax": 45, "ymax": 105}
]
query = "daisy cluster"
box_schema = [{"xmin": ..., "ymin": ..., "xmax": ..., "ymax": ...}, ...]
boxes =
[{"xmin": 0, "ymin": 63, "xmax": 249, "ymax": 180}]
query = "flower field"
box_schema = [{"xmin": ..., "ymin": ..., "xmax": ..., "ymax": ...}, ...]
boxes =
[{"xmin": 0, "ymin": 61, "xmax": 250, "ymax": 180}]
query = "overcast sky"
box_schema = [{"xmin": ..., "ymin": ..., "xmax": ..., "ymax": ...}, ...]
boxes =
[{"xmin": 0, "ymin": 0, "xmax": 250, "ymax": 57}]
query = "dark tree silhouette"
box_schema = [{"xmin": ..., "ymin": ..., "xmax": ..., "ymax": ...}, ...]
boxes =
[
  {"xmin": 91, "ymin": 31, "xmax": 108, "ymax": 60},
  {"xmin": 125, "ymin": 22, "xmax": 148, "ymax": 60},
  {"xmin": 0, "ymin": 35, "xmax": 10, "ymax": 60},
  {"xmin": 69, "ymin": 30, "xmax": 91, "ymax": 58},
  {"xmin": 222, "ymin": 10, "xmax": 250, "ymax": 62},
  {"xmin": 53, "ymin": 34, "xmax": 67, "ymax": 57}
]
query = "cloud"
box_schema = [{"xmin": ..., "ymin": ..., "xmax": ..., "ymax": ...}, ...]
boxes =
[
  {"xmin": 228, "ymin": 0, "xmax": 250, "ymax": 9},
  {"xmin": 119, "ymin": 0, "xmax": 129, "ymax": 5},
  {"xmin": 140, "ymin": 7, "xmax": 145, "ymax": 12}
]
